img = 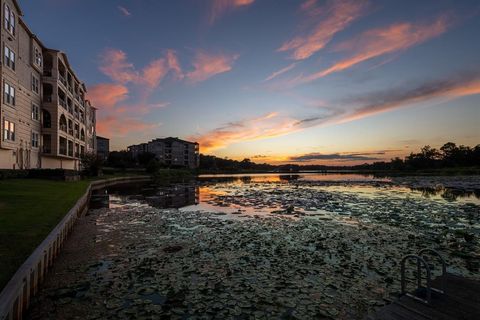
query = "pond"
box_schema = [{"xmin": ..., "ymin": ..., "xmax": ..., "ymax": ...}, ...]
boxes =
[{"xmin": 28, "ymin": 173, "xmax": 480, "ymax": 319}]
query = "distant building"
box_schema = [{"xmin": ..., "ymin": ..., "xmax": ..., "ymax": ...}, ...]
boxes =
[
  {"xmin": 128, "ymin": 137, "xmax": 199, "ymax": 169},
  {"xmin": 96, "ymin": 136, "xmax": 109, "ymax": 161},
  {"xmin": 0, "ymin": 0, "xmax": 96, "ymax": 170}
]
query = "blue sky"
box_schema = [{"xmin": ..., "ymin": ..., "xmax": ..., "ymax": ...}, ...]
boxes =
[{"xmin": 21, "ymin": 0, "xmax": 480, "ymax": 164}]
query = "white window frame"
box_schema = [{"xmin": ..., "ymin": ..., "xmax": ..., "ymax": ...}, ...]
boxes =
[
  {"xmin": 3, "ymin": 45, "xmax": 15, "ymax": 71},
  {"xmin": 3, "ymin": 119, "xmax": 15, "ymax": 141},
  {"xmin": 31, "ymin": 131, "xmax": 39, "ymax": 148},
  {"xmin": 3, "ymin": 81, "xmax": 15, "ymax": 106},
  {"xmin": 34, "ymin": 47, "xmax": 42, "ymax": 67},
  {"xmin": 32, "ymin": 103, "xmax": 40, "ymax": 121},
  {"xmin": 31, "ymin": 74, "xmax": 40, "ymax": 94},
  {"xmin": 4, "ymin": 4, "xmax": 15, "ymax": 35}
]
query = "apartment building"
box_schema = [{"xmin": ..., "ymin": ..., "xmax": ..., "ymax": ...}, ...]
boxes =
[
  {"xmin": 0, "ymin": 0, "xmax": 96, "ymax": 170},
  {"xmin": 128, "ymin": 137, "xmax": 200, "ymax": 169},
  {"xmin": 96, "ymin": 136, "xmax": 109, "ymax": 161}
]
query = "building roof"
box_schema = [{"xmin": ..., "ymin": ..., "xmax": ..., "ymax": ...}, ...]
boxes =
[{"xmin": 96, "ymin": 136, "xmax": 110, "ymax": 141}]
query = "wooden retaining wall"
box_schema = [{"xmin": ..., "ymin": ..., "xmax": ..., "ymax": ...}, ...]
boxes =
[{"xmin": 0, "ymin": 176, "xmax": 151, "ymax": 320}]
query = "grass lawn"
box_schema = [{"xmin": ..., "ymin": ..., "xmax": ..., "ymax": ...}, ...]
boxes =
[{"xmin": 0, "ymin": 179, "xmax": 91, "ymax": 290}]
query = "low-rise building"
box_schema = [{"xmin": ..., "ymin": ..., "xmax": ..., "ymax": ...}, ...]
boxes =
[
  {"xmin": 128, "ymin": 137, "xmax": 199, "ymax": 169},
  {"xmin": 0, "ymin": 0, "xmax": 96, "ymax": 170}
]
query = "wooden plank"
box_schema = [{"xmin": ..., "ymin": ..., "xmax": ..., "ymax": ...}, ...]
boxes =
[{"xmin": 372, "ymin": 274, "xmax": 480, "ymax": 320}]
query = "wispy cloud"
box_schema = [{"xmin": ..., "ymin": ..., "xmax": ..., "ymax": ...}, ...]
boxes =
[
  {"xmin": 99, "ymin": 48, "xmax": 183, "ymax": 89},
  {"xmin": 186, "ymin": 50, "xmax": 239, "ymax": 83},
  {"xmin": 291, "ymin": 14, "xmax": 451, "ymax": 84},
  {"xmin": 118, "ymin": 6, "xmax": 131, "ymax": 17},
  {"xmin": 87, "ymin": 83, "xmax": 128, "ymax": 109},
  {"xmin": 337, "ymin": 73, "xmax": 480, "ymax": 124},
  {"xmin": 194, "ymin": 72, "xmax": 480, "ymax": 152},
  {"xmin": 96, "ymin": 114, "xmax": 158, "ymax": 137},
  {"xmin": 189, "ymin": 112, "xmax": 300, "ymax": 152},
  {"xmin": 278, "ymin": 0, "xmax": 368, "ymax": 60},
  {"xmin": 263, "ymin": 63, "xmax": 297, "ymax": 82},
  {"xmin": 208, "ymin": 0, "xmax": 255, "ymax": 25},
  {"xmin": 289, "ymin": 151, "xmax": 386, "ymax": 162}
]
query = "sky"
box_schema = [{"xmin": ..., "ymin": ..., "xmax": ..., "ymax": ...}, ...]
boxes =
[{"xmin": 21, "ymin": 0, "xmax": 480, "ymax": 165}]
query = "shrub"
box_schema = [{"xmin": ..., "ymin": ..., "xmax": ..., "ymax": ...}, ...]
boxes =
[{"xmin": 81, "ymin": 152, "xmax": 103, "ymax": 176}]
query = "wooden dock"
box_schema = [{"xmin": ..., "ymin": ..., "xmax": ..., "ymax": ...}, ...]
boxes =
[{"xmin": 370, "ymin": 274, "xmax": 480, "ymax": 320}]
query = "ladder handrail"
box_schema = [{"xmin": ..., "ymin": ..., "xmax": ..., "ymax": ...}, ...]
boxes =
[
  {"xmin": 418, "ymin": 248, "xmax": 446, "ymax": 294},
  {"xmin": 401, "ymin": 255, "xmax": 432, "ymax": 304}
]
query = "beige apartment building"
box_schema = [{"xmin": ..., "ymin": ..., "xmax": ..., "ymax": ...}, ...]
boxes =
[
  {"xmin": 128, "ymin": 137, "xmax": 200, "ymax": 169},
  {"xmin": 0, "ymin": 0, "xmax": 96, "ymax": 170}
]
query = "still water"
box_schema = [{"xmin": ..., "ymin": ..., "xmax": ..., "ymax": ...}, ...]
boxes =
[{"xmin": 91, "ymin": 173, "xmax": 480, "ymax": 214}]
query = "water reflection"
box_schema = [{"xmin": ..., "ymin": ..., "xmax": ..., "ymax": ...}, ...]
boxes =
[
  {"xmin": 90, "ymin": 174, "xmax": 480, "ymax": 212},
  {"xmin": 413, "ymin": 187, "xmax": 480, "ymax": 202},
  {"xmin": 90, "ymin": 182, "xmax": 199, "ymax": 209}
]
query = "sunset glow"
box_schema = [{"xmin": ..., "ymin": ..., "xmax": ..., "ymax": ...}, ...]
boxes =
[{"xmin": 21, "ymin": 0, "xmax": 480, "ymax": 165}]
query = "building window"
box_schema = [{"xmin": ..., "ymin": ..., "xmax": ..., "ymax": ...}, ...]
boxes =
[
  {"xmin": 59, "ymin": 137, "xmax": 67, "ymax": 155},
  {"xmin": 34, "ymin": 47, "xmax": 42, "ymax": 67},
  {"xmin": 31, "ymin": 132, "xmax": 39, "ymax": 148},
  {"xmin": 42, "ymin": 134, "xmax": 52, "ymax": 153},
  {"xmin": 32, "ymin": 104, "xmax": 40, "ymax": 121},
  {"xmin": 31, "ymin": 74, "xmax": 40, "ymax": 94},
  {"xmin": 43, "ymin": 110, "xmax": 52, "ymax": 128},
  {"xmin": 4, "ymin": 4, "xmax": 15, "ymax": 35},
  {"xmin": 68, "ymin": 140, "xmax": 73, "ymax": 157},
  {"xmin": 59, "ymin": 115, "xmax": 67, "ymax": 132},
  {"xmin": 3, "ymin": 46, "xmax": 15, "ymax": 70},
  {"xmin": 3, "ymin": 82, "xmax": 15, "ymax": 106},
  {"xmin": 3, "ymin": 119, "xmax": 15, "ymax": 141}
]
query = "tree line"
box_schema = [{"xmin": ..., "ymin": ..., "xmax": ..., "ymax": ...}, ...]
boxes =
[
  {"xmin": 352, "ymin": 142, "xmax": 480, "ymax": 171},
  {"xmin": 102, "ymin": 142, "xmax": 479, "ymax": 173}
]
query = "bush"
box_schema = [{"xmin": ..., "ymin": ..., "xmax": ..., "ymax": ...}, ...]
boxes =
[
  {"xmin": 28, "ymin": 169, "xmax": 79, "ymax": 180},
  {"xmin": 0, "ymin": 169, "xmax": 28, "ymax": 180},
  {"xmin": 146, "ymin": 159, "xmax": 161, "ymax": 174},
  {"xmin": 81, "ymin": 152, "xmax": 103, "ymax": 176}
]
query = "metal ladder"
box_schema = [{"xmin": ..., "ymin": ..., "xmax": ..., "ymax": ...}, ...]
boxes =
[{"xmin": 400, "ymin": 249, "xmax": 447, "ymax": 304}]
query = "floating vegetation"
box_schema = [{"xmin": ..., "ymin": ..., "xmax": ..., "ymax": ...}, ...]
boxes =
[{"xmin": 28, "ymin": 175, "xmax": 480, "ymax": 319}]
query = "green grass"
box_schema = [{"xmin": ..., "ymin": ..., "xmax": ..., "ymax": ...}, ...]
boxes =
[{"xmin": 0, "ymin": 179, "xmax": 91, "ymax": 290}]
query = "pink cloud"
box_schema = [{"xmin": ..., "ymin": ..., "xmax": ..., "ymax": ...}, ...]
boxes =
[
  {"xmin": 87, "ymin": 83, "xmax": 128, "ymax": 109},
  {"xmin": 293, "ymin": 14, "xmax": 451, "ymax": 84},
  {"xmin": 278, "ymin": 0, "xmax": 368, "ymax": 60},
  {"xmin": 186, "ymin": 50, "xmax": 239, "ymax": 83},
  {"xmin": 97, "ymin": 114, "xmax": 157, "ymax": 137},
  {"xmin": 208, "ymin": 0, "xmax": 255, "ymax": 25},
  {"xmin": 118, "ymin": 6, "xmax": 131, "ymax": 17},
  {"xmin": 188, "ymin": 112, "xmax": 300, "ymax": 152},
  {"xmin": 263, "ymin": 63, "xmax": 297, "ymax": 82},
  {"xmin": 99, "ymin": 48, "xmax": 183, "ymax": 89}
]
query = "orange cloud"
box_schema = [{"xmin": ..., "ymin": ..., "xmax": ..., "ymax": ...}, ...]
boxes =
[
  {"xmin": 186, "ymin": 50, "xmax": 239, "ymax": 83},
  {"xmin": 96, "ymin": 115, "xmax": 157, "ymax": 137},
  {"xmin": 278, "ymin": 0, "xmax": 368, "ymax": 60},
  {"xmin": 189, "ymin": 112, "xmax": 300, "ymax": 152},
  {"xmin": 99, "ymin": 48, "xmax": 183, "ymax": 89},
  {"xmin": 100, "ymin": 49, "xmax": 138, "ymax": 83},
  {"xmin": 87, "ymin": 83, "xmax": 128, "ymax": 109},
  {"xmin": 338, "ymin": 75, "xmax": 480, "ymax": 124},
  {"xmin": 295, "ymin": 15, "xmax": 450, "ymax": 84},
  {"xmin": 208, "ymin": 0, "xmax": 255, "ymax": 25},
  {"xmin": 192, "ymin": 73, "xmax": 480, "ymax": 152}
]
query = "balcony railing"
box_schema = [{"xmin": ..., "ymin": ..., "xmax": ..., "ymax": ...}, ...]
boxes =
[
  {"xmin": 59, "ymin": 99, "xmax": 66, "ymax": 108},
  {"xmin": 59, "ymin": 75, "xmax": 67, "ymax": 86},
  {"xmin": 42, "ymin": 145, "xmax": 52, "ymax": 154}
]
